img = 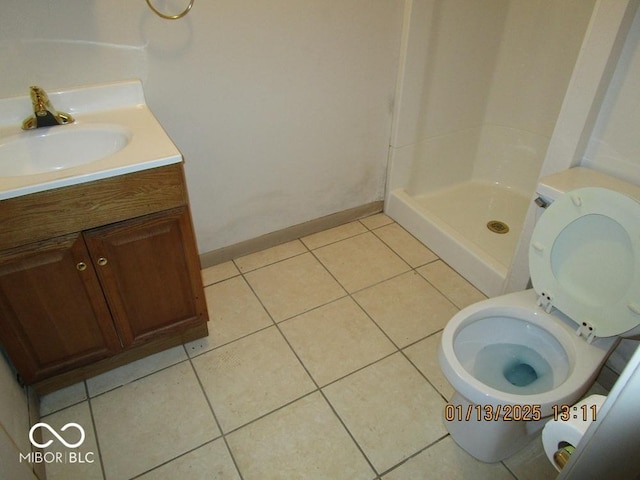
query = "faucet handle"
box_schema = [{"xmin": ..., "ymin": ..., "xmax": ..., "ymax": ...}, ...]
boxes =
[
  {"xmin": 22, "ymin": 86, "xmax": 74, "ymax": 130},
  {"xmin": 29, "ymin": 86, "xmax": 50, "ymax": 116}
]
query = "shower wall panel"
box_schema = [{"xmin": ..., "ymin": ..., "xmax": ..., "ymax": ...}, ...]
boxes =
[{"xmin": 391, "ymin": 0, "xmax": 596, "ymax": 197}]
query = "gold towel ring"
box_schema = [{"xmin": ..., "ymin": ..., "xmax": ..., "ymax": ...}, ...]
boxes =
[{"xmin": 146, "ymin": 0, "xmax": 194, "ymax": 20}]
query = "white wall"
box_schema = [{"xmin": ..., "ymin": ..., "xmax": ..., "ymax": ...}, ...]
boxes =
[
  {"xmin": 582, "ymin": 4, "xmax": 640, "ymax": 184},
  {"xmin": 0, "ymin": 0, "xmax": 404, "ymax": 254},
  {"xmin": 0, "ymin": 354, "xmax": 38, "ymax": 480}
]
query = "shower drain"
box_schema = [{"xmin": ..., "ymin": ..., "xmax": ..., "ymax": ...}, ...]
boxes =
[{"xmin": 487, "ymin": 220, "xmax": 509, "ymax": 234}]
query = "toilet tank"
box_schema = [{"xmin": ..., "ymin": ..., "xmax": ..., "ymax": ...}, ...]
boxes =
[{"xmin": 536, "ymin": 167, "xmax": 640, "ymax": 204}]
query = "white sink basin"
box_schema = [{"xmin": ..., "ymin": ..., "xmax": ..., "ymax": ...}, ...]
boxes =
[
  {"xmin": 0, "ymin": 124, "xmax": 131, "ymax": 177},
  {"xmin": 0, "ymin": 80, "xmax": 182, "ymax": 200}
]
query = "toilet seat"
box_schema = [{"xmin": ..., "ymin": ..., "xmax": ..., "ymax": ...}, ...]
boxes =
[{"xmin": 529, "ymin": 187, "xmax": 640, "ymax": 339}]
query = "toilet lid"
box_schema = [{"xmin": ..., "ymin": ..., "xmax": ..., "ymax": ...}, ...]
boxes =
[{"xmin": 529, "ymin": 187, "xmax": 640, "ymax": 338}]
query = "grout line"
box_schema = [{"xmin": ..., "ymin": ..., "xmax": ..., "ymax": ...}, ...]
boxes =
[
  {"xmin": 195, "ymin": 217, "xmax": 462, "ymax": 477},
  {"xmin": 219, "ymin": 390, "xmax": 320, "ymax": 437},
  {"xmin": 402, "ymin": 327, "xmax": 443, "ymax": 350},
  {"xmin": 185, "ymin": 356, "xmax": 246, "ymax": 480},
  {"xmin": 184, "ymin": 322, "xmax": 276, "ymax": 360},
  {"xmin": 198, "ymin": 264, "xmax": 341, "ymax": 476},
  {"xmin": 314, "ymin": 388, "xmax": 381, "ymax": 478},
  {"xmin": 398, "ymin": 327, "xmax": 452, "ymax": 402},
  {"xmin": 269, "ymin": 318, "xmax": 382, "ymax": 477},
  {"xmin": 43, "ymin": 213, "xmax": 500, "ymax": 479},
  {"xmin": 230, "ymin": 238, "xmax": 312, "ymax": 275},
  {"xmin": 414, "ymin": 262, "xmax": 469, "ymax": 310},
  {"xmin": 127, "ymin": 437, "xmax": 226, "ymax": 480},
  {"xmin": 297, "ymin": 220, "xmax": 369, "ymax": 250},
  {"xmin": 201, "ymin": 270, "xmax": 242, "ymax": 288},
  {"xmin": 399, "ymin": 345, "xmax": 450, "ymax": 404},
  {"xmin": 369, "ymin": 223, "xmax": 425, "ymax": 269},
  {"xmin": 501, "ymin": 458, "xmax": 521, "ymax": 480},
  {"xmin": 232, "ymin": 248, "xmax": 310, "ymax": 275},
  {"xmin": 233, "ymin": 249, "xmax": 384, "ymax": 476},
  {"xmin": 83, "ymin": 355, "xmax": 192, "ymax": 401},
  {"xmin": 85, "ymin": 381, "xmax": 108, "ymax": 480},
  {"xmin": 377, "ymin": 433, "xmax": 450, "ymax": 478},
  {"xmin": 39, "ymin": 397, "xmax": 88, "ymax": 419},
  {"xmin": 346, "ymin": 282, "xmax": 454, "ymax": 403}
]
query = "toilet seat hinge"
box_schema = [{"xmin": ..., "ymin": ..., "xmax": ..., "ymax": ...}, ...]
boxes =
[
  {"xmin": 576, "ymin": 321, "xmax": 596, "ymax": 344},
  {"xmin": 536, "ymin": 291, "xmax": 554, "ymax": 313}
]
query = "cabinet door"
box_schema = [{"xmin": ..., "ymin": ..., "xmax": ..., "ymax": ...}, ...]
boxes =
[
  {"xmin": 84, "ymin": 207, "xmax": 207, "ymax": 347},
  {"xmin": 0, "ymin": 233, "xmax": 121, "ymax": 384}
]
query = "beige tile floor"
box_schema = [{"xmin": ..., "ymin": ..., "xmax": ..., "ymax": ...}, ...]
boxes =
[{"xmin": 39, "ymin": 213, "xmax": 562, "ymax": 480}]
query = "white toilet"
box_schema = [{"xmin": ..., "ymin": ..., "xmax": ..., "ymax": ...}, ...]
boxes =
[{"xmin": 438, "ymin": 167, "xmax": 640, "ymax": 462}]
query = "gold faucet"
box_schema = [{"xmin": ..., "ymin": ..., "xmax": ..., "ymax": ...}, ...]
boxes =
[{"xmin": 21, "ymin": 86, "xmax": 74, "ymax": 130}]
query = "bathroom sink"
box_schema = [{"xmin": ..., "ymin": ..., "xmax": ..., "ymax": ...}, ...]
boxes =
[
  {"xmin": 0, "ymin": 124, "xmax": 131, "ymax": 177},
  {"xmin": 0, "ymin": 80, "xmax": 182, "ymax": 200}
]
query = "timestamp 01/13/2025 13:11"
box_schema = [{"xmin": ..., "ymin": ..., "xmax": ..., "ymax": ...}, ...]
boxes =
[{"xmin": 444, "ymin": 403, "xmax": 598, "ymax": 422}]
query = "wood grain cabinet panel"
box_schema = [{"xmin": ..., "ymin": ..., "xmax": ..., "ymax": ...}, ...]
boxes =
[
  {"xmin": 84, "ymin": 207, "xmax": 206, "ymax": 347},
  {"xmin": 0, "ymin": 165, "xmax": 209, "ymax": 393},
  {"xmin": 0, "ymin": 233, "xmax": 121, "ymax": 384}
]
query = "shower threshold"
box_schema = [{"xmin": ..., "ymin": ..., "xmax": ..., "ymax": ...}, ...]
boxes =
[{"xmin": 385, "ymin": 181, "xmax": 530, "ymax": 297}]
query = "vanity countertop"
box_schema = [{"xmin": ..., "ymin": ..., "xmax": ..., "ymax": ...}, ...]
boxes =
[{"xmin": 0, "ymin": 80, "xmax": 181, "ymax": 201}]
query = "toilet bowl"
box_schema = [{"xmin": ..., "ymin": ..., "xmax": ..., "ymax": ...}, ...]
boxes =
[
  {"xmin": 438, "ymin": 290, "xmax": 618, "ymax": 462},
  {"xmin": 439, "ymin": 174, "xmax": 640, "ymax": 463}
]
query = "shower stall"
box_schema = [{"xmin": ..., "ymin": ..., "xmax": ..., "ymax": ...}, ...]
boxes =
[{"xmin": 385, "ymin": 0, "xmax": 597, "ymax": 296}]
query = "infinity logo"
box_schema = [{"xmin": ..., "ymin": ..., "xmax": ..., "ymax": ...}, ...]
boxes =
[{"xmin": 29, "ymin": 423, "xmax": 86, "ymax": 449}]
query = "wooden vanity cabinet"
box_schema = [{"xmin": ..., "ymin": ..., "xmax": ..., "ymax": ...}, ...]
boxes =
[
  {"xmin": 84, "ymin": 207, "xmax": 205, "ymax": 348},
  {"xmin": 0, "ymin": 164, "xmax": 208, "ymax": 393},
  {"xmin": 0, "ymin": 233, "xmax": 122, "ymax": 383}
]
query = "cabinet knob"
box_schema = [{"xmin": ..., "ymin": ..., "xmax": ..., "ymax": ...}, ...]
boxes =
[
  {"xmin": 97, "ymin": 257, "xmax": 108, "ymax": 266},
  {"xmin": 76, "ymin": 262, "xmax": 87, "ymax": 271}
]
